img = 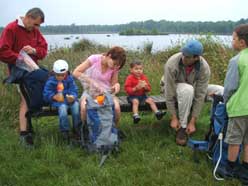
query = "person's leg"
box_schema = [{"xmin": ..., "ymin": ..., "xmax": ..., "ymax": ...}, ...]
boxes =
[
  {"xmin": 19, "ymin": 93, "xmax": 28, "ymax": 132},
  {"xmin": 80, "ymin": 96, "xmax": 87, "ymax": 122},
  {"xmin": 145, "ymin": 97, "xmax": 165, "ymax": 120},
  {"xmin": 176, "ymin": 83, "xmax": 194, "ymax": 129},
  {"xmin": 131, "ymin": 98, "xmax": 139, "ymax": 115},
  {"xmin": 58, "ymin": 104, "xmax": 70, "ymax": 132},
  {"xmin": 19, "ymin": 92, "xmax": 34, "ymax": 146},
  {"xmin": 113, "ymin": 96, "xmax": 121, "ymax": 127},
  {"xmin": 131, "ymin": 98, "xmax": 141, "ymax": 124},
  {"xmin": 223, "ymin": 117, "xmax": 244, "ymax": 179},
  {"xmin": 175, "ymin": 83, "xmax": 194, "ymax": 146},
  {"xmin": 70, "ymin": 101, "xmax": 81, "ymax": 129},
  {"xmin": 145, "ymin": 97, "xmax": 158, "ymax": 113}
]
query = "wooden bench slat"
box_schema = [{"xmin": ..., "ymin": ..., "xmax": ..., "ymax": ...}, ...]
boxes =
[{"xmin": 30, "ymin": 95, "xmax": 166, "ymax": 117}]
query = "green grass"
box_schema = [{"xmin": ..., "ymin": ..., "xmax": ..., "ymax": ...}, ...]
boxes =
[{"xmin": 0, "ymin": 37, "xmax": 241, "ymax": 186}]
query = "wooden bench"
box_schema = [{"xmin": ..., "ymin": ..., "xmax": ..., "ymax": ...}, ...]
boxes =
[{"xmin": 30, "ymin": 95, "xmax": 166, "ymax": 117}]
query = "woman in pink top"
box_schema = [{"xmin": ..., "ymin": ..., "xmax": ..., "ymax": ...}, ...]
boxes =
[{"xmin": 73, "ymin": 46, "xmax": 126, "ymax": 127}]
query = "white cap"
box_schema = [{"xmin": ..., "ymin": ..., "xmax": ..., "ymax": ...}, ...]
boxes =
[{"xmin": 53, "ymin": 59, "xmax": 69, "ymax": 74}]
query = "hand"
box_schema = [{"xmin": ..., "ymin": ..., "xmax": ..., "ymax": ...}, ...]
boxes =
[
  {"xmin": 170, "ymin": 115, "xmax": 180, "ymax": 130},
  {"xmin": 186, "ymin": 117, "xmax": 196, "ymax": 134},
  {"xmin": 53, "ymin": 93, "xmax": 64, "ymax": 102},
  {"xmin": 136, "ymin": 81, "xmax": 144, "ymax": 90},
  {"xmin": 111, "ymin": 83, "xmax": 120, "ymax": 94},
  {"xmin": 22, "ymin": 45, "xmax": 36, "ymax": 55},
  {"xmin": 66, "ymin": 95, "xmax": 75, "ymax": 103}
]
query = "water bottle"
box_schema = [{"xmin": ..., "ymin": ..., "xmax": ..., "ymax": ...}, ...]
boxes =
[{"xmin": 57, "ymin": 81, "xmax": 64, "ymax": 102}]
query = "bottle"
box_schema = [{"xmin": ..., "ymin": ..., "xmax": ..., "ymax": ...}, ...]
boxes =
[
  {"xmin": 96, "ymin": 94, "xmax": 105, "ymax": 105},
  {"xmin": 57, "ymin": 81, "xmax": 64, "ymax": 102}
]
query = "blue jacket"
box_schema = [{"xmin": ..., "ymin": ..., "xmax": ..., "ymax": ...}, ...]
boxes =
[{"xmin": 43, "ymin": 74, "xmax": 78, "ymax": 107}]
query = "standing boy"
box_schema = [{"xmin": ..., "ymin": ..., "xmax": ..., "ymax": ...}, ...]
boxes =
[
  {"xmin": 124, "ymin": 60, "xmax": 165, "ymax": 124},
  {"xmin": 222, "ymin": 24, "xmax": 248, "ymax": 184}
]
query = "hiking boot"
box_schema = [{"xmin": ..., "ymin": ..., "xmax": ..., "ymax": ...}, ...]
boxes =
[
  {"xmin": 176, "ymin": 128, "xmax": 188, "ymax": 146},
  {"xmin": 236, "ymin": 164, "xmax": 248, "ymax": 185},
  {"xmin": 19, "ymin": 133, "xmax": 34, "ymax": 148},
  {"xmin": 133, "ymin": 115, "xmax": 141, "ymax": 124},
  {"xmin": 155, "ymin": 111, "xmax": 166, "ymax": 120},
  {"xmin": 216, "ymin": 162, "xmax": 248, "ymax": 184},
  {"xmin": 216, "ymin": 163, "xmax": 236, "ymax": 179}
]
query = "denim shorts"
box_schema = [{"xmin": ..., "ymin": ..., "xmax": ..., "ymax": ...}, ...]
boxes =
[
  {"xmin": 127, "ymin": 95, "xmax": 148, "ymax": 104},
  {"xmin": 225, "ymin": 116, "xmax": 248, "ymax": 145}
]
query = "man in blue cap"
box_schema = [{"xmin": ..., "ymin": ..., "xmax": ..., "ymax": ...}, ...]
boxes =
[{"xmin": 163, "ymin": 40, "xmax": 223, "ymax": 146}]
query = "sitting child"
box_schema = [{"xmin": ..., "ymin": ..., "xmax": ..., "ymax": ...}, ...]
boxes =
[
  {"xmin": 124, "ymin": 60, "xmax": 165, "ymax": 124},
  {"xmin": 43, "ymin": 59, "xmax": 81, "ymax": 142}
]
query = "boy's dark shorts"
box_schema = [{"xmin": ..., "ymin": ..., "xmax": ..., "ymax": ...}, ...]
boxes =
[
  {"xmin": 127, "ymin": 95, "xmax": 148, "ymax": 104},
  {"xmin": 225, "ymin": 116, "xmax": 248, "ymax": 145}
]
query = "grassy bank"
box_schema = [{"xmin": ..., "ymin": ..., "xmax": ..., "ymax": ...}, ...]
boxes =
[{"xmin": 0, "ymin": 37, "xmax": 240, "ymax": 186}]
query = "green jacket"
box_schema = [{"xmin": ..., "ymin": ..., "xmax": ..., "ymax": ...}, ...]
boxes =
[{"xmin": 226, "ymin": 48, "xmax": 248, "ymax": 117}]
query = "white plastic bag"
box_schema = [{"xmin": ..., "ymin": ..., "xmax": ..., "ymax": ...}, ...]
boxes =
[{"xmin": 16, "ymin": 50, "xmax": 39, "ymax": 72}]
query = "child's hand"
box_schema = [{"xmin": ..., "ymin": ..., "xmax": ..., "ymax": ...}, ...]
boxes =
[
  {"xmin": 136, "ymin": 80, "xmax": 146, "ymax": 90},
  {"xmin": 53, "ymin": 93, "xmax": 64, "ymax": 102},
  {"xmin": 66, "ymin": 94, "xmax": 75, "ymax": 103}
]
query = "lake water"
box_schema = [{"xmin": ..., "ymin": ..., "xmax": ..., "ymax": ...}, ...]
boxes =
[{"xmin": 44, "ymin": 33, "xmax": 232, "ymax": 52}]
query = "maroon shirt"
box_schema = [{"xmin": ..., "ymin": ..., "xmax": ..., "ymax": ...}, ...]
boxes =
[{"xmin": 0, "ymin": 20, "xmax": 47, "ymax": 65}]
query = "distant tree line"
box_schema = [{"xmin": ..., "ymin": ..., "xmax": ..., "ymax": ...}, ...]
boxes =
[
  {"xmin": 119, "ymin": 28, "xmax": 169, "ymax": 35},
  {"xmin": 0, "ymin": 19, "xmax": 247, "ymax": 35}
]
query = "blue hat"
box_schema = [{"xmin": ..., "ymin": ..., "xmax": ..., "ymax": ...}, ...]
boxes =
[{"xmin": 181, "ymin": 40, "xmax": 203, "ymax": 56}]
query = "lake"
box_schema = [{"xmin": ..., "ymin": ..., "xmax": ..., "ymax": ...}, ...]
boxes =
[{"xmin": 44, "ymin": 33, "xmax": 232, "ymax": 52}]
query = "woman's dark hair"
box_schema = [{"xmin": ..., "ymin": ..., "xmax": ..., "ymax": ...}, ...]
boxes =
[
  {"xmin": 234, "ymin": 24, "xmax": 248, "ymax": 46},
  {"xmin": 106, "ymin": 46, "xmax": 126, "ymax": 69}
]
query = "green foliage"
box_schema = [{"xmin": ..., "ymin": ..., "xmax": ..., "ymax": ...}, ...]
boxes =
[
  {"xmin": 0, "ymin": 39, "xmax": 241, "ymax": 186},
  {"xmin": 119, "ymin": 29, "xmax": 168, "ymax": 36}
]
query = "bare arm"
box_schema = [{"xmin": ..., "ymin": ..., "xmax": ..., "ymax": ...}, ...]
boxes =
[{"xmin": 72, "ymin": 59, "xmax": 92, "ymax": 83}]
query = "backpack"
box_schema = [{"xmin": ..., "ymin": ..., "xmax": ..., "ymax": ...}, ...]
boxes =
[
  {"xmin": 187, "ymin": 95, "xmax": 241, "ymax": 180},
  {"xmin": 3, "ymin": 65, "xmax": 49, "ymax": 133},
  {"xmin": 82, "ymin": 92, "xmax": 120, "ymax": 166}
]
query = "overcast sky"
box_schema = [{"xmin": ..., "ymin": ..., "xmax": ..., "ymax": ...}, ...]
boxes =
[{"xmin": 0, "ymin": 0, "xmax": 247, "ymax": 27}]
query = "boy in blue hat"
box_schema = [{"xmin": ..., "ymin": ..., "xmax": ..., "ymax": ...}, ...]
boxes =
[{"xmin": 163, "ymin": 40, "xmax": 224, "ymax": 146}]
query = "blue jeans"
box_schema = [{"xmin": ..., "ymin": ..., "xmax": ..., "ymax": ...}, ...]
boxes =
[{"xmin": 58, "ymin": 101, "xmax": 80, "ymax": 132}]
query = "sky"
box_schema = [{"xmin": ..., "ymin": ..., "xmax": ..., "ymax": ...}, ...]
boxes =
[{"xmin": 0, "ymin": 0, "xmax": 247, "ymax": 27}]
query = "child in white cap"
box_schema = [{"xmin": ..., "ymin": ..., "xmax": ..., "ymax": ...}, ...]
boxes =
[{"xmin": 43, "ymin": 59, "xmax": 81, "ymax": 143}]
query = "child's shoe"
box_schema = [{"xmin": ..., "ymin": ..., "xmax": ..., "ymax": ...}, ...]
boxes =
[
  {"xmin": 133, "ymin": 114, "xmax": 141, "ymax": 124},
  {"xmin": 155, "ymin": 111, "xmax": 166, "ymax": 120}
]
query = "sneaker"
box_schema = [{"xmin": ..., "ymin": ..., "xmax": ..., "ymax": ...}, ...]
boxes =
[
  {"xmin": 133, "ymin": 115, "xmax": 141, "ymax": 124},
  {"xmin": 155, "ymin": 111, "xmax": 166, "ymax": 120},
  {"xmin": 19, "ymin": 133, "xmax": 34, "ymax": 147},
  {"xmin": 176, "ymin": 128, "xmax": 188, "ymax": 146}
]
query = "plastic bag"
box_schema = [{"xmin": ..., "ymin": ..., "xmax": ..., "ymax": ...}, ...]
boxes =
[{"xmin": 16, "ymin": 50, "xmax": 39, "ymax": 72}]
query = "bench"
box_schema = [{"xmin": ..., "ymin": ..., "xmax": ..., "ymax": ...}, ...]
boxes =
[{"xmin": 30, "ymin": 95, "xmax": 167, "ymax": 117}]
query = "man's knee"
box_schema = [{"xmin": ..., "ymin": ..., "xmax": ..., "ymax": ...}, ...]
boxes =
[{"xmin": 177, "ymin": 83, "xmax": 194, "ymax": 99}]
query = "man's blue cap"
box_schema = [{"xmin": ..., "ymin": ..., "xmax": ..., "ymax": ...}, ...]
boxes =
[{"xmin": 181, "ymin": 40, "xmax": 203, "ymax": 56}]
